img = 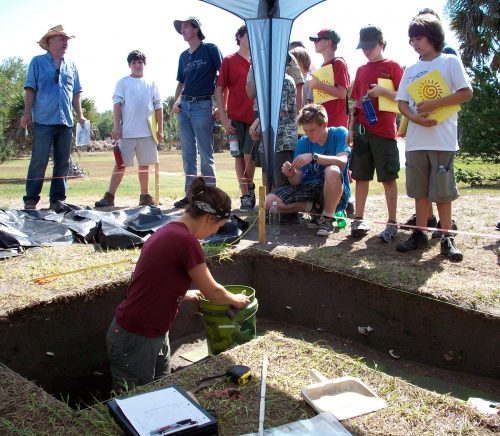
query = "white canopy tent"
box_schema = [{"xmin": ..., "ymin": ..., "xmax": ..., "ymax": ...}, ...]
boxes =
[{"xmin": 201, "ymin": 0, "xmax": 326, "ymax": 188}]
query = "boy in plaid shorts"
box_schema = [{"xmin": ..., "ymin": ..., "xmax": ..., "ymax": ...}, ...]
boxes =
[{"xmin": 265, "ymin": 104, "xmax": 350, "ymax": 236}]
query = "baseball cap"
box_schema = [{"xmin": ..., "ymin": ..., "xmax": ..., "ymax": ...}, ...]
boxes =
[
  {"xmin": 357, "ymin": 25, "xmax": 383, "ymax": 49},
  {"xmin": 309, "ymin": 29, "xmax": 340, "ymax": 44},
  {"xmin": 174, "ymin": 16, "xmax": 205, "ymax": 40}
]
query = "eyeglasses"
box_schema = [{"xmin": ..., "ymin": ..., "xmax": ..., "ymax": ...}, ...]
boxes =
[
  {"xmin": 54, "ymin": 68, "xmax": 60, "ymax": 84},
  {"xmin": 314, "ymin": 37, "xmax": 330, "ymax": 42}
]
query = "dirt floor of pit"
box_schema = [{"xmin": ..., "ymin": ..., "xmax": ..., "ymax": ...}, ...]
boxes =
[{"xmin": 171, "ymin": 319, "xmax": 500, "ymax": 403}]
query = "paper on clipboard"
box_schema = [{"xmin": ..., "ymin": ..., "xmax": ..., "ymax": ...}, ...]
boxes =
[
  {"xmin": 76, "ymin": 120, "xmax": 91, "ymax": 146},
  {"xmin": 149, "ymin": 111, "xmax": 159, "ymax": 145},
  {"xmin": 406, "ymin": 68, "xmax": 461, "ymax": 124},
  {"xmin": 312, "ymin": 65, "xmax": 336, "ymax": 104},
  {"xmin": 114, "ymin": 386, "xmax": 212, "ymax": 436},
  {"xmin": 377, "ymin": 78, "xmax": 399, "ymax": 113}
]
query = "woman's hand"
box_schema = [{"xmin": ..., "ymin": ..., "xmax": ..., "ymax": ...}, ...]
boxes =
[
  {"xmin": 232, "ymin": 293, "xmax": 250, "ymax": 309},
  {"xmin": 183, "ymin": 290, "xmax": 203, "ymax": 302}
]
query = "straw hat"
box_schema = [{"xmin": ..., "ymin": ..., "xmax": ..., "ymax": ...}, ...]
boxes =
[{"xmin": 38, "ymin": 25, "xmax": 75, "ymax": 50}]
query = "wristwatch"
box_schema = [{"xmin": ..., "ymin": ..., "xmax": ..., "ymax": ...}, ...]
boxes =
[{"xmin": 312, "ymin": 153, "xmax": 319, "ymax": 164}]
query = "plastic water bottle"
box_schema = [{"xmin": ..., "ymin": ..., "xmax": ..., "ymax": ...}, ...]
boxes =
[
  {"xmin": 229, "ymin": 134, "xmax": 239, "ymax": 157},
  {"xmin": 361, "ymin": 94, "xmax": 378, "ymax": 125},
  {"xmin": 268, "ymin": 201, "xmax": 280, "ymax": 239},
  {"xmin": 334, "ymin": 210, "xmax": 347, "ymax": 229},
  {"xmin": 437, "ymin": 165, "xmax": 446, "ymax": 174}
]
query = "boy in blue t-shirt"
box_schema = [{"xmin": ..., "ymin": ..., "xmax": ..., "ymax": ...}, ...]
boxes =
[
  {"xmin": 395, "ymin": 14, "xmax": 472, "ymax": 261},
  {"xmin": 265, "ymin": 104, "xmax": 350, "ymax": 236}
]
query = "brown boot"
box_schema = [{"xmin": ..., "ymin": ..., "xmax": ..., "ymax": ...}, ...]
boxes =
[
  {"xmin": 95, "ymin": 192, "xmax": 115, "ymax": 207},
  {"xmin": 139, "ymin": 193, "xmax": 154, "ymax": 206}
]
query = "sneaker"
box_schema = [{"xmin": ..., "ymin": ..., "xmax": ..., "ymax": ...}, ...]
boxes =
[
  {"xmin": 351, "ymin": 220, "xmax": 370, "ymax": 238},
  {"xmin": 95, "ymin": 192, "xmax": 115, "ymax": 208},
  {"xmin": 49, "ymin": 200, "xmax": 60, "ymax": 211},
  {"xmin": 396, "ymin": 230, "xmax": 428, "ymax": 252},
  {"xmin": 173, "ymin": 197, "xmax": 189, "ymax": 208},
  {"xmin": 378, "ymin": 224, "xmax": 398, "ymax": 243},
  {"xmin": 432, "ymin": 220, "xmax": 458, "ymax": 239},
  {"xmin": 248, "ymin": 183, "xmax": 256, "ymax": 209},
  {"xmin": 440, "ymin": 236, "xmax": 463, "ymax": 262},
  {"xmin": 139, "ymin": 193, "xmax": 154, "ymax": 206},
  {"xmin": 306, "ymin": 215, "xmax": 320, "ymax": 229},
  {"xmin": 239, "ymin": 194, "xmax": 253, "ymax": 212},
  {"xmin": 23, "ymin": 199, "xmax": 37, "ymax": 210},
  {"xmin": 316, "ymin": 216, "xmax": 337, "ymax": 236},
  {"xmin": 404, "ymin": 214, "xmax": 438, "ymax": 229}
]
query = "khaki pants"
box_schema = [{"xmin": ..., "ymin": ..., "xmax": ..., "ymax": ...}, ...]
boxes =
[{"xmin": 106, "ymin": 318, "xmax": 170, "ymax": 392}]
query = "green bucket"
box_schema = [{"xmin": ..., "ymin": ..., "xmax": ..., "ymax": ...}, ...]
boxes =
[{"xmin": 200, "ymin": 285, "xmax": 258, "ymax": 355}]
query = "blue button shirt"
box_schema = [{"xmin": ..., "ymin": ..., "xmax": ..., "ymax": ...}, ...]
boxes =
[{"xmin": 24, "ymin": 52, "xmax": 82, "ymax": 127}]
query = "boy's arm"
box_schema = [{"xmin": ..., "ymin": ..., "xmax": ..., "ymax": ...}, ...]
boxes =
[
  {"xmin": 398, "ymin": 100, "xmax": 437, "ymax": 128},
  {"xmin": 155, "ymin": 107, "xmax": 163, "ymax": 144},
  {"xmin": 215, "ymin": 85, "xmax": 236, "ymax": 133},
  {"xmin": 416, "ymin": 87, "xmax": 473, "ymax": 114},
  {"xmin": 172, "ymin": 82, "xmax": 184, "ymax": 114},
  {"xmin": 347, "ymin": 104, "xmax": 359, "ymax": 145},
  {"xmin": 367, "ymin": 84, "xmax": 397, "ymax": 100},
  {"xmin": 315, "ymin": 151, "xmax": 348, "ymax": 169},
  {"xmin": 111, "ymin": 102, "xmax": 122, "ymax": 140}
]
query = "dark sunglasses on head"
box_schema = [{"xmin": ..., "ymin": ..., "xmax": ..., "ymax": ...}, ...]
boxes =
[{"xmin": 54, "ymin": 68, "xmax": 60, "ymax": 84}]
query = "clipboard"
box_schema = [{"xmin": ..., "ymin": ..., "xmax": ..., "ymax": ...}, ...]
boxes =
[
  {"xmin": 107, "ymin": 385, "xmax": 218, "ymax": 436},
  {"xmin": 149, "ymin": 112, "xmax": 159, "ymax": 145},
  {"xmin": 406, "ymin": 68, "xmax": 461, "ymax": 123},
  {"xmin": 377, "ymin": 78, "xmax": 399, "ymax": 113},
  {"xmin": 312, "ymin": 65, "xmax": 336, "ymax": 104}
]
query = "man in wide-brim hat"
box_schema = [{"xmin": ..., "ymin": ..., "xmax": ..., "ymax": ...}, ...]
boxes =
[
  {"xmin": 171, "ymin": 16, "xmax": 222, "ymax": 209},
  {"xmin": 20, "ymin": 25, "xmax": 86, "ymax": 210}
]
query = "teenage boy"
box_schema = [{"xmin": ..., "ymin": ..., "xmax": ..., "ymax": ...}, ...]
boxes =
[
  {"xmin": 95, "ymin": 50, "xmax": 162, "ymax": 207},
  {"xmin": 396, "ymin": 14, "xmax": 472, "ymax": 261},
  {"xmin": 215, "ymin": 25, "xmax": 256, "ymax": 212},
  {"xmin": 309, "ymin": 29, "xmax": 350, "ymax": 128},
  {"xmin": 172, "ymin": 17, "xmax": 222, "ymax": 208},
  {"xmin": 348, "ymin": 26, "xmax": 404, "ymax": 241},
  {"xmin": 265, "ymin": 104, "xmax": 350, "ymax": 236}
]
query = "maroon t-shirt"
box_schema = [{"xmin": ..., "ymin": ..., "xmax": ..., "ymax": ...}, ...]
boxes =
[
  {"xmin": 320, "ymin": 57, "xmax": 350, "ymax": 128},
  {"xmin": 350, "ymin": 59, "xmax": 404, "ymax": 139},
  {"xmin": 116, "ymin": 221, "xmax": 205, "ymax": 337}
]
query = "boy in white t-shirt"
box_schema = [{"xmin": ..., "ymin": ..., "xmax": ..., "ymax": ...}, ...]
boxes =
[
  {"xmin": 95, "ymin": 50, "xmax": 163, "ymax": 207},
  {"xmin": 395, "ymin": 15, "xmax": 472, "ymax": 261}
]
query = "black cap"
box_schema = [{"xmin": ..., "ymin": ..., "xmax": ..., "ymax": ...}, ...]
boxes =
[
  {"xmin": 357, "ymin": 25, "xmax": 383, "ymax": 49},
  {"xmin": 309, "ymin": 29, "xmax": 340, "ymax": 44}
]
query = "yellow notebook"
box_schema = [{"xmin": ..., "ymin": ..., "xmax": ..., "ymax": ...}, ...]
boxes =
[
  {"xmin": 406, "ymin": 69, "xmax": 460, "ymax": 124},
  {"xmin": 377, "ymin": 78, "xmax": 399, "ymax": 113},
  {"xmin": 149, "ymin": 112, "xmax": 159, "ymax": 145},
  {"xmin": 312, "ymin": 65, "xmax": 336, "ymax": 104}
]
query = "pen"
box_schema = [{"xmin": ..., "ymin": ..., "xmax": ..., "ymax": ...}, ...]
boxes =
[{"xmin": 150, "ymin": 419, "xmax": 197, "ymax": 435}]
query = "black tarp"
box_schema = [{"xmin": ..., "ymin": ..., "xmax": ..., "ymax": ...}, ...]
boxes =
[{"xmin": 0, "ymin": 202, "xmax": 248, "ymax": 258}]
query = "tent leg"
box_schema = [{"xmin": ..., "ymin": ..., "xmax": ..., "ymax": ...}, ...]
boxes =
[{"xmin": 259, "ymin": 185, "xmax": 267, "ymax": 244}]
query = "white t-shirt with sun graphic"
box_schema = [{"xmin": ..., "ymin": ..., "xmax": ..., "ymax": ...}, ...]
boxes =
[{"xmin": 396, "ymin": 54, "xmax": 471, "ymax": 151}]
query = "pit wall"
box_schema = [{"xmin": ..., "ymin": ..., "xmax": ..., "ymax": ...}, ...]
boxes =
[
  {"xmin": 209, "ymin": 250, "xmax": 499, "ymax": 379},
  {"xmin": 0, "ymin": 249, "xmax": 497, "ymax": 403}
]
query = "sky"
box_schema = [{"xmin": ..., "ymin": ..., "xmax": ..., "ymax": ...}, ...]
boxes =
[{"xmin": 0, "ymin": 0, "xmax": 458, "ymax": 113}]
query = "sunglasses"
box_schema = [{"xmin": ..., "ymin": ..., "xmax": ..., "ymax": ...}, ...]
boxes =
[{"xmin": 54, "ymin": 68, "xmax": 60, "ymax": 84}]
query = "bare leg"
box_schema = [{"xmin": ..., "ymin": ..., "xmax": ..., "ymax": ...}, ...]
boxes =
[
  {"xmin": 138, "ymin": 165, "xmax": 149, "ymax": 195},
  {"xmin": 415, "ymin": 198, "xmax": 431, "ymax": 229},
  {"xmin": 265, "ymin": 193, "xmax": 308, "ymax": 214},
  {"xmin": 436, "ymin": 202, "xmax": 452, "ymax": 234},
  {"xmin": 242, "ymin": 153, "xmax": 255, "ymax": 192},
  {"xmin": 235, "ymin": 156, "xmax": 247, "ymax": 195},
  {"xmin": 108, "ymin": 165, "xmax": 126, "ymax": 195},
  {"xmin": 354, "ymin": 180, "xmax": 369, "ymax": 217},
  {"xmin": 322, "ymin": 166, "xmax": 343, "ymax": 215},
  {"xmin": 382, "ymin": 179, "xmax": 397, "ymax": 222}
]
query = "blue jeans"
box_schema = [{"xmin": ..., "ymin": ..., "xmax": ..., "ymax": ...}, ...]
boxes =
[
  {"xmin": 24, "ymin": 123, "xmax": 72, "ymax": 204},
  {"xmin": 177, "ymin": 99, "xmax": 216, "ymax": 193}
]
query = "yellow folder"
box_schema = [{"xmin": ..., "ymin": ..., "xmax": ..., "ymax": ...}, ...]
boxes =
[
  {"xmin": 312, "ymin": 65, "xmax": 336, "ymax": 104},
  {"xmin": 377, "ymin": 78, "xmax": 399, "ymax": 113},
  {"xmin": 149, "ymin": 112, "xmax": 159, "ymax": 144},
  {"xmin": 406, "ymin": 69, "xmax": 461, "ymax": 124}
]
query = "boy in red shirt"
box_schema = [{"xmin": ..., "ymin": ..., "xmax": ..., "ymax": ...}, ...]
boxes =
[
  {"xmin": 309, "ymin": 29, "xmax": 350, "ymax": 129},
  {"xmin": 348, "ymin": 26, "xmax": 404, "ymax": 241},
  {"xmin": 215, "ymin": 25, "xmax": 256, "ymax": 212}
]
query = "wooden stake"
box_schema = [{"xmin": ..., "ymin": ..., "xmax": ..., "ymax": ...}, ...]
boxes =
[
  {"xmin": 258, "ymin": 353, "xmax": 268, "ymax": 436},
  {"xmin": 258, "ymin": 185, "xmax": 267, "ymax": 244},
  {"xmin": 154, "ymin": 162, "xmax": 160, "ymax": 206}
]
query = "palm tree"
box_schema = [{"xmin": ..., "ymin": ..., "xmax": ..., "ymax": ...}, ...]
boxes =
[{"xmin": 445, "ymin": 0, "xmax": 500, "ymax": 70}]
